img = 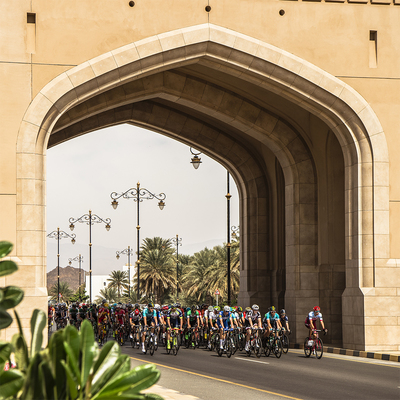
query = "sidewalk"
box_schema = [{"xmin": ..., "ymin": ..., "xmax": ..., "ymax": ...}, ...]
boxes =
[
  {"xmin": 143, "ymin": 385, "xmax": 200, "ymax": 400},
  {"xmin": 291, "ymin": 343, "xmax": 400, "ymax": 362}
]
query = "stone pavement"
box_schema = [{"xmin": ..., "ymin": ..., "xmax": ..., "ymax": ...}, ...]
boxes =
[{"xmin": 143, "ymin": 385, "xmax": 200, "ymax": 400}]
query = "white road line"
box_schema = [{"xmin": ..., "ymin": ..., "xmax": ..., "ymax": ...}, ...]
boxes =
[{"xmin": 235, "ymin": 357, "xmax": 269, "ymax": 365}]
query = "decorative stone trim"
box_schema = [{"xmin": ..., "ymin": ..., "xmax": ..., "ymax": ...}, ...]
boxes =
[{"xmin": 291, "ymin": 343, "xmax": 400, "ymax": 362}]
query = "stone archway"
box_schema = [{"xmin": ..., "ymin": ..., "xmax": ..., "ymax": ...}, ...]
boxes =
[{"xmin": 16, "ymin": 24, "xmax": 389, "ymax": 350}]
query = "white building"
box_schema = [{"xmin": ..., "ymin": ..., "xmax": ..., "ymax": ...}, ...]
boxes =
[{"xmin": 86, "ymin": 264, "xmax": 136, "ymax": 302}]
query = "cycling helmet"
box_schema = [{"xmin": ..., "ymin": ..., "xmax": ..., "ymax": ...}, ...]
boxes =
[
  {"xmin": 223, "ymin": 305, "xmax": 230, "ymax": 312},
  {"xmin": 155, "ymin": 304, "xmax": 160, "ymax": 310},
  {"xmin": 176, "ymin": 302, "xmax": 181, "ymax": 308},
  {"xmin": 270, "ymin": 306, "xmax": 276, "ymax": 312},
  {"xmin": 208, "ymin": 306, "xmax": 214, "ymax": 312},
  {"xmin": 134, "ymin": 309, "xmax": 140, "ymax": 316},
  {"xmin": 195, "ymin": 305, "xmax": 200, "ymax": 310},
  {"xmin": 313, "ymin": 306, "xmax": 320, "ymax": 313},
  {"xmin": 237, "ymin": 306, "xmax": 243, "ymax": 312},
  {"xmin": 280, "ymin": 309, "xmax": 286, "ymax": 315},
  {"xmin": 102, "ymin": 299, "xmax": 106, "ymax": 304},
  {"xmin": 134, "ymin": 303, "xmax": 139, "ymax": 308},
  {"xmin": 245, "ymin": 307, "xmax": 252, "ymax": 312},
  {"xmin": 186, "ymin": 307, "xmax": 191, "ymax": 312},
  {"xmin": 214, "ymin": 306, "xmax": 221, "ymax": 312},
  {"xmin": 230, "ymin": 307, "xmax": 235, "ymax": 312},
  {"xmin": 148, "ymin": 302, "xmax": 154, "ymax": 308},
  {"xmin": 162, "ymin": 305, "xmax": 169, "ymax": 311},
  {"xmin": 122, "ymin": 304, "xmax": 126, "ymax": 310},
  {"xmin": 252, "ymin": 304, "xmax": 259, "ymax": 311}
]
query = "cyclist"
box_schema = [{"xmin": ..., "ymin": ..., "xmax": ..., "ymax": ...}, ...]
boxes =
[
  {"xmin": 166, "ymin": 305, "xmax": 183, "ymax": 350},
  {"xmin": 244, "ymin": 304, "xmax": 262, "ymax": 351},
  {"xmin": 206, "ymin": 306, "xmax": 219, "ymax": 348},
  {"xmin": 305, "ymin": 306, "xmax": 327, "ymax": 338},
  {"xmin": 68, "ymin": 303, "xmax": 79, "ymax": 327},
  {"xmin": 130, "ymin": 305, "xmax": 142, "ymax": 346},
  {"xmin": 187, "ymin": 305, "xmax": 200, "ymax": 346},
  {"xmin": 263, "ymin": 306, "xmax": 282, "ymax": 339},
  {"xmin": 114, "ymin": 303, "xmax": 126, "ymax": 339},
  {"xmin": 279, "ymin": 309, "xmax": 290, "ymax": 334},
  {"xmin": 218, "ymin": 305, "xmax": 234, "ymax": 350},
  {"xmin": 237, "ymin": 306, "xmax": 245, "ymax": 327},
  {"xmin": 142, "ymin": 302, "xmax": 158, "ymax": 353},
  {"xmin": 78, "ymin": 304, "xmax": 88, "ymax": 327},
  {"xmin": 97, "ymin": 300, "xmax": 110, "ymax": 341}
]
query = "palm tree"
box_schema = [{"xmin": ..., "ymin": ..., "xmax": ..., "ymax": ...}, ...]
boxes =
[
  {"xmin": 137, "ymin": 237, "xmax": 176, "ymax": 303},
  {"xmin": 95, "ymin": 287, "xmax": 118, "ymax": 304},
  {"xmin": 49, "ymin": 281, "xmax": 74, "ymax": 303},
  {"xmin": 182, "ymin": 247, "xmax": 217, "ymax": 302},
  {"xmin": 107, "ymin": 270, "xmax": 129, "ymax": 298},
  {"xmin": 206, "ymin": 242, "xmax": 240, "ymax": 302}
]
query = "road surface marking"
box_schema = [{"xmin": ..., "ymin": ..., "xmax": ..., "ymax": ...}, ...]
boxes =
[
  {"xmin": 130, "ymin": 356, "xmax": 303, "ymax": 400},
  {"xmin": 235, "ymin": 357, "xmax": 269, "ymax": 365}
]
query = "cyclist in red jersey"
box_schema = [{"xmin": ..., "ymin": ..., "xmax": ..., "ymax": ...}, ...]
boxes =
[{"xmin": 97, "ymin": 299, "xmax": 110, "ymax": 340}]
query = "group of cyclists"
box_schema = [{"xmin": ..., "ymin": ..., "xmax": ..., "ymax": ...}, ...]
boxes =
[{"xmin": 48, "ymin": 300, "xmax": 328, "ymax": 358}]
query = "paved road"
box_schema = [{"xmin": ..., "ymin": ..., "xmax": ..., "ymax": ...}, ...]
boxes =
[{"xmin": 122, "ymin": 342, "xmax": 399, "ymax": 400}]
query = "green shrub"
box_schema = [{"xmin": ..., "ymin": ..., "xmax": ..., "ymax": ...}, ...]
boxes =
[{"xmin": 0, "ymin": 241, "xmax": 163, "ymax": 400}]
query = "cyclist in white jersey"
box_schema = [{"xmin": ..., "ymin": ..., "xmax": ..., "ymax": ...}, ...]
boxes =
[
  {"xmin": 244, "ymin": 304, "xmax": 262, "ymax": 351},
  {"xmin": 305, "ymin": 306, "xmax": 328, "ymax": 338}
]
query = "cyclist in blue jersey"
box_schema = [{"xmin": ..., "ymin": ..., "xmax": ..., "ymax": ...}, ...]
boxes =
[
  {"xmin": 217, "ymin": 305, "xmax": 234, "ymax": 349},
  {"xmin": 166, "ymin": 305, "xmax": 183, "ymax": 349},
  {"xmin": 142, "ymin": 302, "xmax": 158, "ymax": 353},
  {"xmin": 263, "ymin": 306, "xmax": 282, "ymax": 340},
  {"xmin": 279, "ymin": 309, "xmax": 291, "ymax": 334}
]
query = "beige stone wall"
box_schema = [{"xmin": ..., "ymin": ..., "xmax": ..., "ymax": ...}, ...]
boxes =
[{"xmin": 0, "ymin": 2, "xmax": 399, "ymax": 350}]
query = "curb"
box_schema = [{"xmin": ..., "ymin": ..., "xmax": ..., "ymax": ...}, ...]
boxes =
[{"xmin": 291, "ymin": 343, "xmax": 400, "ymax": 362}]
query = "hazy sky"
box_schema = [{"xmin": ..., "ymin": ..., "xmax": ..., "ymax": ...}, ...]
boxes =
[{"xmin": 46, "ymin": 124, "xmax": 239, "ymax": 275}]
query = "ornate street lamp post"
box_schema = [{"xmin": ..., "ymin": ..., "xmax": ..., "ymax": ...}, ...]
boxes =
[
  {"xmin": 171, "ymin": 235, "xmax": 182, "ymax": 299},
  {"xmin": 116, "ymin": 246, "xmax": 134, "ymax": 299},
  {"xmin": 226, "ymin": 171, "xmax": 233, "ymax": 305},
  {"xmin": 190, "ymin": 148, "xmax": 233, "ymax": 304},
  {"xmin": 47, "ymin": 227, "xmax": 76, "ymax": 303},
  {"xmin": 110, "ymin": 182, "xmax": 166, "ymax": 300},
  {"xmin": 69, "ymin": 210, "xmax": 111, "ymax": 303},
  {"xmin": 69, "ymin": 254, "xmax": 84, "ymax": 301}
]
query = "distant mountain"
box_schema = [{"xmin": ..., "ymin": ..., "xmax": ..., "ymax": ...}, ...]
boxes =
[{"xmin": 47, "ymin": 266, "xmax": 87, "ymax": 292}]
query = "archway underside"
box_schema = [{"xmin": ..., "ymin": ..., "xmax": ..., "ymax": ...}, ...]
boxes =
[
  {"xmin": 49, "ymin": 68, "xmax": 346, "ymax": 345},
  {"xmin": 15, "ymin": 24, "xmax": 392, "ymax": 350}
]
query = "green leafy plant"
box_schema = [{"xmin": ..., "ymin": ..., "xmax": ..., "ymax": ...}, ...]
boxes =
[
  {"xmin": 0, "ymin": 241, "xmax": 25, "ymax": 399},
  {"xmin": 7, "ymin": 316, "xmax": 162, "ymax": 399},
  {"xmin": 0, "ymin": 241, "xmax": 23, "ymax": 329},
  {"xmin": 0, "ymin": 241, "xmax": 163, "ymax": 400}
]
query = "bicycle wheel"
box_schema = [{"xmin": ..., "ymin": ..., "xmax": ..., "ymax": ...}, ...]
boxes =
[
  {"xmin": 238, "ymin": 333, "xmax": 244, "ymax": 351},
  {"xmin": 166, "ymin": 339, "xmax": 171, "ymax": 355},
  {"xmin": 173, "ymin": 336, "xmax": 178, "ymax": 355},
  {"xmin": 304, "ymin": 337, "xmax": 311, "ymax": 358},
  {"xmin": 273, "ymin": 338, "xmax": 283, "ymax": 358},
  {"xmin": 143, "ymin": 335, "xmax": 148, "ymax": 355},
  {"xmin": 281, "ymin": 334, "xmax": 289, "ymax": 354},
  {"xmin": 315, "ymin": 337, "xmax": 323, "ymax": 359},
  {"xmin": 226, "ymin": 338, "xmax": 233, "ymax": 358},
  {"xmin": 185, "ymin": 333, "xmax": 190, "ymax": 348},
  {"xmin": 217, "ymin": 343, "xmax": 223, "ymax": 357},
  {"xmin": 254, "ymin": 337, "xmax": 262, "ymax": 358},
  {"xmin": 149, "ymin": 337, "xmax": 155, "ymax": 356}
]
